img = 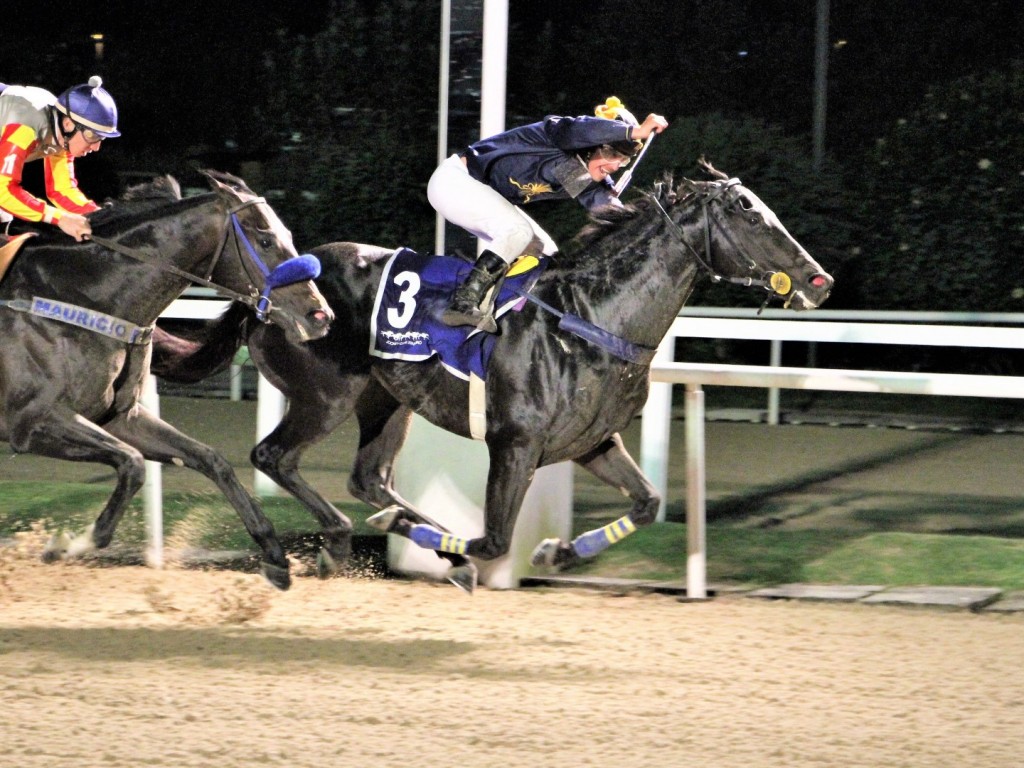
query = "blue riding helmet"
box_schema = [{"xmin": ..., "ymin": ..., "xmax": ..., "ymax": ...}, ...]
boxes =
[{"xmin": 55, "ymin": 75, "xmax": 120, "ymax": 138}]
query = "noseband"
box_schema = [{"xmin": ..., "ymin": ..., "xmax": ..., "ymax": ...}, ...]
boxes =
[
  {"xmin": 647, "ymin": 180, "xmax": 794, "ymax": 309},
  {"xmin": 88, "ymin": 197, "xmax": 315, "ymax": 322}
]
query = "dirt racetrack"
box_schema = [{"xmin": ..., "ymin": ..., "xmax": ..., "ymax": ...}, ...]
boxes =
[{"xmin": 2, "ymin": 547, "xmax": 1023, "ymax": 768}]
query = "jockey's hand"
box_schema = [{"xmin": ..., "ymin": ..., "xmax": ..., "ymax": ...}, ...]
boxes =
[
  {"xmin": 632, "ymin": 114, "xmax": 669, "ymax": 141},
  {"xmin": 57, "ymin": 213, "xmax": 92, "ymax": 242}
]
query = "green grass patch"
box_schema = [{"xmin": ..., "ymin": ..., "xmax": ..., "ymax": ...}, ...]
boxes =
[
  {"xmin": 803, "ymin": 532, "xmax": 1024, "ymax": 590},
  {"xmin": 568, "ymin": 523, "xmax": 857, "ymax": 586},
  {"xmin": 5, "ymin": 482, "xmax": 1024, "ymax": 590},
  {"xmin": 563, "ymin": 522, "xmax": 1024, "ymax": 590},
  {"xmin": 0, "ymin": 482, "xmax": 379, "ymax": 553}
]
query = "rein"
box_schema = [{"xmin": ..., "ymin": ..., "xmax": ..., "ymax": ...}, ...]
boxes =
[
  {"xmin": 88, "ymin": 197, "xmax": 284, "ymax": 322},
  {"xmin": 511, "ymin": 288, "xmax": 657, "ymax": 366}
]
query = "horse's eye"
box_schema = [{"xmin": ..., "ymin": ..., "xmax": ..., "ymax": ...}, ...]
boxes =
[{"xmin": 260, "ymin": 237, "xmax": 273, "ymax": 249}]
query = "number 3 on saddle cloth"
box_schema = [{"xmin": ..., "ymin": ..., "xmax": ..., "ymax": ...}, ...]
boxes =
[{"xmin": 370, "ymin": 247, "xmax": 547, "ymax": 435}]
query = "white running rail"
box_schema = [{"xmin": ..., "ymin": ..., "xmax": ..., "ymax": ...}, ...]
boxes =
[{"xmin": 641, "ymin": 308, "xmax": 1024, "ymax": 598}]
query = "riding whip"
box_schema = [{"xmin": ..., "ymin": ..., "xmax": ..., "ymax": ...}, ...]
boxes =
[{"xmin": 613, "ymin": 130, "xmax": 656, "ymax": 197}]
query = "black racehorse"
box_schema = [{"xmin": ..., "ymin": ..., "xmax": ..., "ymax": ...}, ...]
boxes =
[
  {"xmin": 151, "ymin": 161, "xmax": 833, "ymax": 591},
  {"xmin": 0, "ymin": 170, "xmax": 333, "ymax": 590}
]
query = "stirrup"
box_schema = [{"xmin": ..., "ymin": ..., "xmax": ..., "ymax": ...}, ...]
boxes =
[{"xmin": 442, "ymin": 305, "xmax": 497, "ymax": 334}]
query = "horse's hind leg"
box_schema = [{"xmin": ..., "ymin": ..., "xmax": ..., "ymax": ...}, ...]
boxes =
[
  {"xmin": 531, "ymin": 433, "xmax": 659, "ymax": 570},
  {"xmin": 348, "ymin": 384, "xmax": 446, "ymax": 528},
  {"xmin": 349, "ymin": 383, "xmax": 472, "ymax": 577},
  {"xmin": 105, "ymin": 408, "xmax": 292, "ymax": 589},
  {"xmin": 250, "ymin": 390, "xmax": 358, "ymax": 578},
  {"xmin": 10, "ymin": 409, "xmax": 147, "ymax": 562}
]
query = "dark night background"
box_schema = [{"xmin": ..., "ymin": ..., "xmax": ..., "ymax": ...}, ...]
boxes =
[{"xmin": 3, "ymin": 1, "xmax": 1022, "ymax": 333}]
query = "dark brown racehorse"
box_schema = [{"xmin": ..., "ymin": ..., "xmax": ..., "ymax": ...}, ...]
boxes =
[
  {"xmin": 151, "ymin": 161, "xmax": 833, "ymax": 591},
  {"xmin": 0, "ymin": 171, "xmax": 333, "ymax": 590}
]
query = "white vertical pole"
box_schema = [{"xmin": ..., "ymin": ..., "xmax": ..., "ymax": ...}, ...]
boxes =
[
  {"xmin": 684, "ymin": 383, "xmax": 707, "ymax": 599},
  {"xmin": 480, "ymin": 0, "xmax": 508, "ymax": 140},
  {"xmin": 230, "ymin": 363, "xmax": 242, "ymax": 401},
  {"xmin": 434, "ymin": 0, "xmax": 451, "ymax": 256},
  {"xmin": 767, "ymin": 338, "xmax": 782, "ymax": 425},
  {"xmin": 641, "ymin": 335, "xmax": 674, "ymax": 522},
  {"xmin": 141, "ymin": 373, "xmax": 164, "ymax": 568},
  {"xmin": 253, "ymin": 374, "xmax": 284, "ymax": 496},
  {"xmin": 812, "ymin": 0, "xmax": 831, "ymax": 172}
]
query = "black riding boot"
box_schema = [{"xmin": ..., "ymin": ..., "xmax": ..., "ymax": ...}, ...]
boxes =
[{"xmin": 442, "ymin": 250, "xmax": 508, "ymax": 333}]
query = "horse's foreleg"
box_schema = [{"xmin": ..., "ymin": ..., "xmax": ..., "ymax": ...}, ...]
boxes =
[
  {"xmin": 406, "ymin": 439, "xmax": 538, "ymax": 562},
  {"xmin": 11, "ymin": 410, "xmax": 146, "ymax": 561},
  {"xmin": 106, "ymin": 408, "xmax": 292, "ymax": 590},
  {"xmin": 532, "ymin": 434, "xmax": 659, "ymax": 570},
  {"xmin": 250, "ymin": 394, "xmax": 356, "ymax": 578},
  {"xmin": 400, "ymin": 439, "xmax": 537, "ymax": 593}
]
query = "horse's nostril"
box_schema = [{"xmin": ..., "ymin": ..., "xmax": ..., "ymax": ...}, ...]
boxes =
[
  {"xmin": 312, "ymin": 309, "xmax": 333, "ymax": 326},
  {"xmin": 811, "ymin": 274, "xmax": 831, "ymax": 288}
]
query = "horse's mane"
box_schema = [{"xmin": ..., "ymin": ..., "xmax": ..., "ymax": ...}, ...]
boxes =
[
  {"xmin": 570, "ymin": 157, "xmax": 728, "ymax": 252},
  {"xmin": 88, "ymin": 175, "xmax": 219, "ymax": 237},
  {"xmin": 89, "ymin": 175, "xmax": 184, "ymax": 229},
  {"xmin": 552, "ymin": 158, "xmax": 728, "ymax": 277}
]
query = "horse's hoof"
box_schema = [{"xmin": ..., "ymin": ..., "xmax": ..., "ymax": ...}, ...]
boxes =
[
  {"xmin": 41, "ymin": 530, "xmax": 72, "ymax": 563},
  {"xmin": 366, "ymin": 505, "xmax": 404, "ymax": 532},
  {"xmin": 530, "ymin": 538, "xmax": 562, "ymax": 568},
  {"xmin": 261, "ymin": 561, "xmax": 292, "ymax": 591},
  {"xmin": 66, "ymin": 524, "xmax": 96, "ymax": 558},
  {"xmin": 446, "ymin": 563, "xmax": 478, "ymax": 594},
  {"xmin": 316, "ymin": 534, "xmax": 351, "ymax": 579},
  {"xmin": 316, "ymin": 547, "xmax": 339, "ymax": 579}
]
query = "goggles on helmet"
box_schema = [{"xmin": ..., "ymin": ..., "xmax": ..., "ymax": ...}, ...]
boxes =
[{"xmin": 66, "ymin": 123, "xmax": 106, "ymax": 145}]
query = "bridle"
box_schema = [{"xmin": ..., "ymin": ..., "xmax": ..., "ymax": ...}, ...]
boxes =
[
  {"xmin": 512, "ymin": 178, "xmax": 807, "ymax": 366},
  {"xmin": 88, "ymin": 197, "xmax": 319, "ymax": 323},
  {"xmin": 646, "ymin": 179, "xmax": 795, "ymax": 309}
]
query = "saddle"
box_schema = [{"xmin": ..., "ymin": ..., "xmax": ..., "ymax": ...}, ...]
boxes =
[{"xmin": 0, "ymin": 232, "xmax": 37, "ymax": 282}]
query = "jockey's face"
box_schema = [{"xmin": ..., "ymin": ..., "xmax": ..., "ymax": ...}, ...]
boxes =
[
  {"xmin": 587, "ymin": 147, "xmax": 631, "ymax": 182},
  {"xmin": 60, "ymin": 117, "xmax": 105, "ymax": 157}
]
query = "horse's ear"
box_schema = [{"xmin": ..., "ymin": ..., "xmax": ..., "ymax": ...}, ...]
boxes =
[
  {"xmin": 677, "ymin": 177, "xmax": 698, "ymax": 199},
  {"xmin": 696, "ymin": 155, "xmax": 728, "ymax": 181},
  {"xmin": 201, "ymin": 169, "xmax": 254, "ymax": 197},
  {"xmin": 153, "ymin": 175, "xmax": 182, "ymax": 200}
]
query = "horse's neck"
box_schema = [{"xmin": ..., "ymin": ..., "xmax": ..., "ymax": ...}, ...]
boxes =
[
  {"xmin": 564, "ymin": 213, "xmax": 704, "ymax": 350},
  {"xmin": 81, "ymin": 199, "xmax": 227, "ymax": 324}
]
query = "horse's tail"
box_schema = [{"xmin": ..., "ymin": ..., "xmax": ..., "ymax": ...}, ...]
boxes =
[{"xmin": 150, "ymin": 301, "xmax": 251, "ymax": 383}]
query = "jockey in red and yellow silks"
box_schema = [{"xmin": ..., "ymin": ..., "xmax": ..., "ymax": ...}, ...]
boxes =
[{"xmin": 0, "ymin": 76, "xmax": 120, "ymax": 241}]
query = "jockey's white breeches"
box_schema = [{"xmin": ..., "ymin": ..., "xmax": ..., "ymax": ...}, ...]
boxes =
[{"xmin": 427, "ymin": 154, "xmax": 557, "ymax": 265}]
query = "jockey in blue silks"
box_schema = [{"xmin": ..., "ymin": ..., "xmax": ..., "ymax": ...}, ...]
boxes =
[{"xmin": 427, "ymin": 97, "xmax": 668, "ymax": 333}]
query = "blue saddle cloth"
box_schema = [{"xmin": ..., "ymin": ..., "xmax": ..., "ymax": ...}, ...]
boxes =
[{"xmin": 369, "ymin": 248, "xmax": 548, "ymax": 380}]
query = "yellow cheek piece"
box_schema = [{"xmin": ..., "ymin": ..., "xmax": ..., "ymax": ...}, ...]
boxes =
[{"xmin": 770, "ymin": 272, "xmax": 792, "ymax": 295}]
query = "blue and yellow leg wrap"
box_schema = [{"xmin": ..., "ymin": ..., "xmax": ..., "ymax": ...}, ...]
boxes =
[
  {"xmin": 409, "ymin": 524, "xmax": 469, "ymax": 555},
  {"xmin": 571, "ymin": 516, "xmax": 637, "ymax": 558}
]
